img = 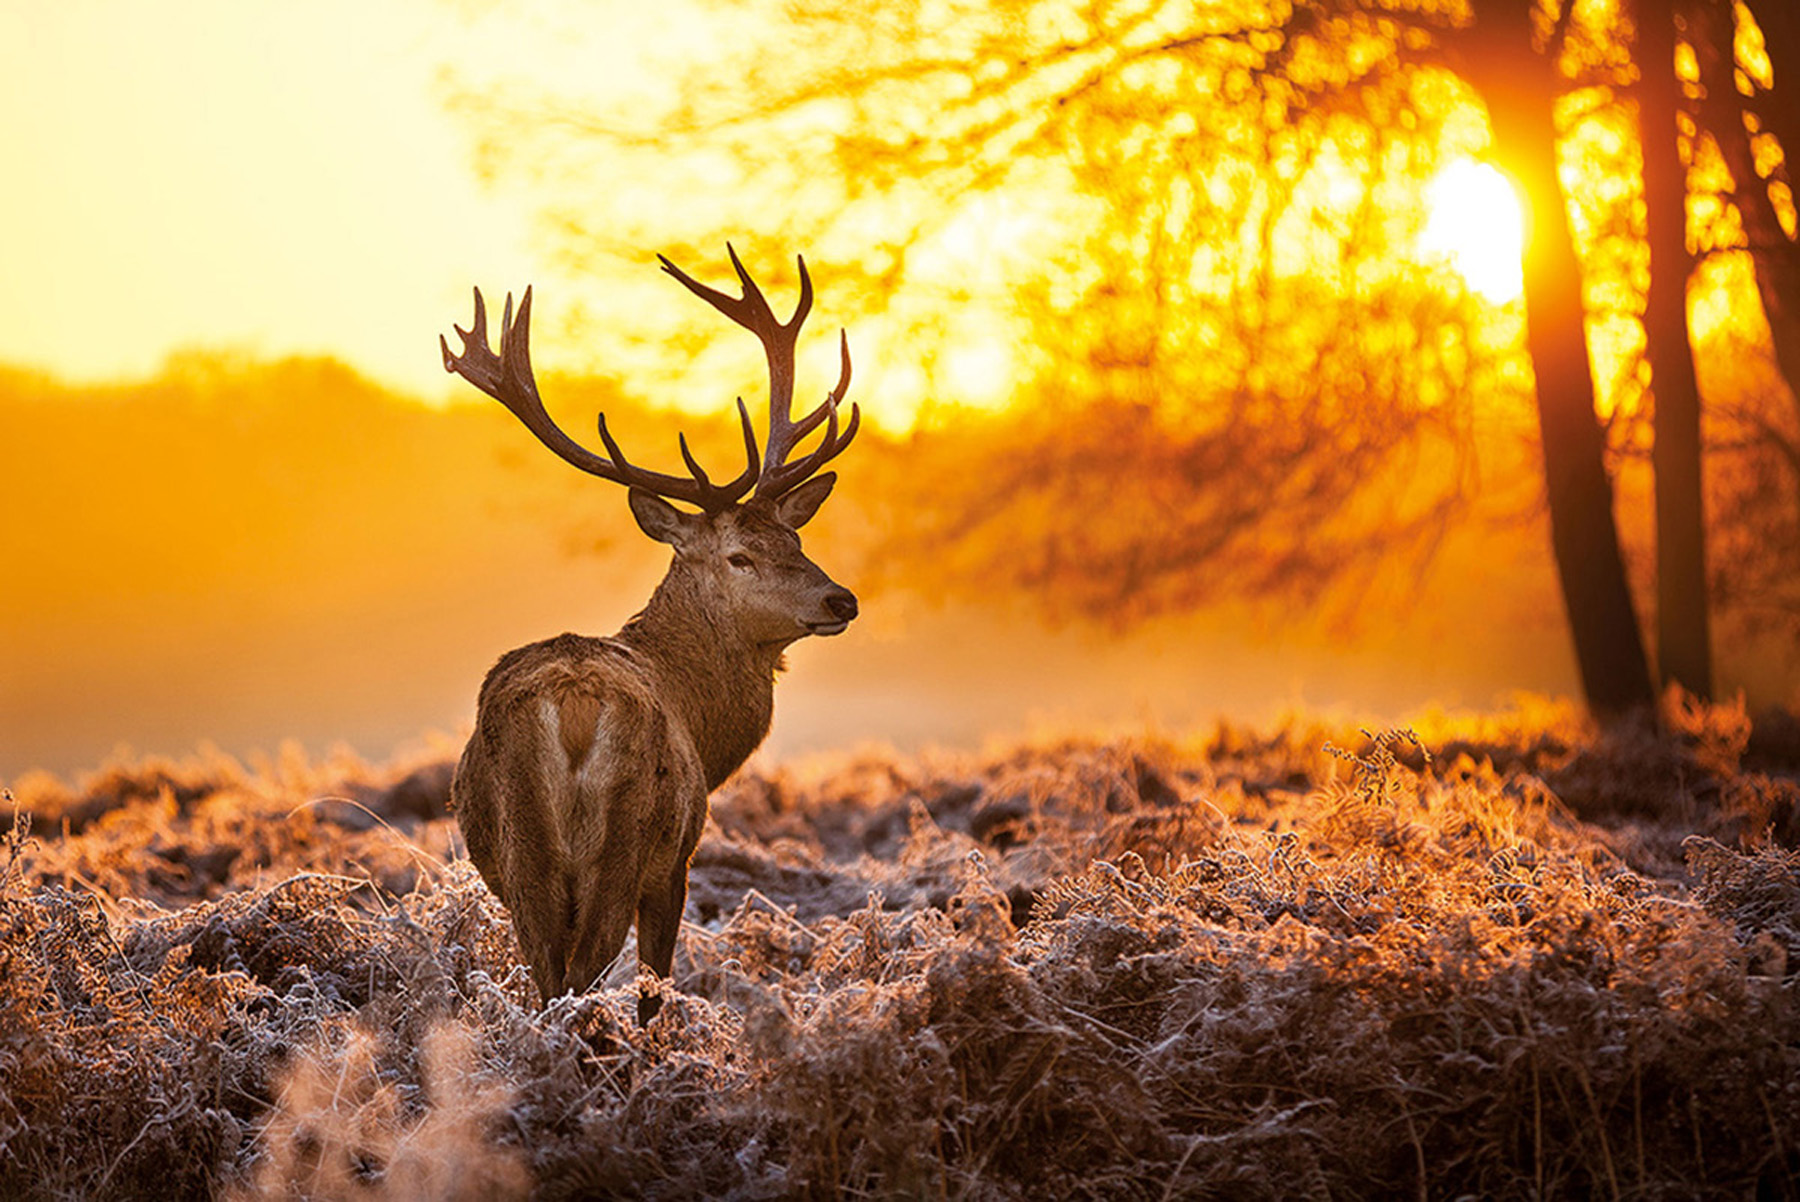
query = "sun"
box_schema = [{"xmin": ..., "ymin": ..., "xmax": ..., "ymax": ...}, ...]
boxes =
[{"xmin": 1419, "ymin": 160, "xmax": 1526, "ymax": 303}]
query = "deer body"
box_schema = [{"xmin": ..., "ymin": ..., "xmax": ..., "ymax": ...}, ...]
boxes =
[
  {"xmin": 453, "ymin": 492, "xmax": 851, "ymax": 1009},
  {"xmin": 455, "ymin": 632, "xmax": 707, "ymax": 1007},
  {"xmin": 441, "ymin": 249, "xmax": 859, "ymax": 1020}
]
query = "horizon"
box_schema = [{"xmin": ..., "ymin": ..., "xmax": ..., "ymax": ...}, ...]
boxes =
[{"xmin": 1, "ymin": 350, "xmax": 1608, "ymax": 783}]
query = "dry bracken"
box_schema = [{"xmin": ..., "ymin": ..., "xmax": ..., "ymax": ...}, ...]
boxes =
[{"xmin": 0, "ymin": 695, "xmax": 1796, "ymax": 1199}]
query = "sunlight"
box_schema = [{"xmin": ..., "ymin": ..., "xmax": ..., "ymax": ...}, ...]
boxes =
[
  {"xmin": 1419, "ymin": 160, "xmax": 1525, "ymax": 303},
  {"xmin": 0, "ymin": 0, "xmax": 694, "ymax": 400},
  {"xmin": 886, "ymin": 186, "xmax": 1057, "ymax": 419},
  {"xmin": 941, "ymin": 338, "xmax": 1015, "ymax": 408}
]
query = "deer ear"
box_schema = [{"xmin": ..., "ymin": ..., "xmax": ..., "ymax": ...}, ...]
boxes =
[
  {"xmin": 773, "ymin": 473, "xmax": 836, "ymax": 529},
  {"xmin": 628, "ymin": 489, "xmax": 694, "ymax": 546}
]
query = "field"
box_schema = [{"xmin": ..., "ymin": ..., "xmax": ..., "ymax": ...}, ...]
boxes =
[{"xmin": 3, "ymin": 695, "xmax": 1799, "ymax": 1199}]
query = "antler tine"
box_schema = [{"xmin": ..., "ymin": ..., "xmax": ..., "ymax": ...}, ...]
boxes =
[
  {"xmin": 759, "ymin": 397, "xmax": 862, "ymax": 499},
  {"xmin": 657, "ymin": 243, "xmax": 807, "ymax": 339},
  {"xmin": 441, "ymin": 285, "xmax": 758, "ymax": 511},
  {"xmin": 660, "ymin": 247, "xmax": 855, "ymax": 502},
  {"xmin": 755, "ymin": 325, "xmax": 858, "ymax": 498},
  {"xmin": 781, "ymin": 328, "xmax": 855, "ymax": 446},
  {"xmin": 829, "ymin": 327, "xmax": 852, "ymax": 402}
]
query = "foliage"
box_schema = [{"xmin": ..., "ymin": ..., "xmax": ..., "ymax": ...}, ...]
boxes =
[
  {"xmin": 3, "ymin": 698, "xmax": 1799, "ymax": 1197},
  {"xmin": 454, "ymin": 0, "xmax": 1543, "ymax": 620},
  {"xmin": 452, "ymin": 0, "xmax": 1800, "ymax": 669}
]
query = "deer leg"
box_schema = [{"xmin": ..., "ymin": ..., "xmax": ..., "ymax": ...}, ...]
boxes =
[
  {"xmin": 564, "ymin": 809, "xmax": 641, "ymax": 995},
  {"xmin": 507, "ymin": 878, "xmax": 573, "ymax": 1002},
  {"xmin": 635, "ymin": 867, "xmax": 689, "ymax": 1024},
  {"xmin": 564, "ymin": 875, "xmax": 638, "ymax": 997},
  {"xmin": 488, "ymin": 812, "xmax": 574, "ymax": 1002}
]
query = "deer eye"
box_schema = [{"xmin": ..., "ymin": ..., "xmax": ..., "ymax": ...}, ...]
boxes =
[{"xmin": 727, "ymin": 552, "xmax": 756, "ymax": 571}]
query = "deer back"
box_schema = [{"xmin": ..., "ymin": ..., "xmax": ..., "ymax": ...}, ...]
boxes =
[{"xmin": 455, "ymin": 637, "xmax": 700, "ymax": 891}]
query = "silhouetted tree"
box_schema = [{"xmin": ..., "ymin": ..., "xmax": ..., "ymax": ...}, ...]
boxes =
[
  {"xmin": 1687, "ymin": 0, "xmax": 1800, "ymax": 642},
  {"xmin": 1697, "ymin": 0, "xmax": 1800, "ymax": 394},
  {"xmin": 1639, "ymin": 0, "xmax": 1713, "ymax": 698},
  {"xmin": 1450, "ymin": 0, "xmax": 1655, "ymax": 713},
  {"xmin": 461, "ymin": 0, "xmax": 1798, "ymax": 714}
]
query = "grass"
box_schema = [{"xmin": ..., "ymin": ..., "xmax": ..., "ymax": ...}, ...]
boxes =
[{"xmin": 1, "ymin": 693, "xmax": 1797, "ymax": 1199}]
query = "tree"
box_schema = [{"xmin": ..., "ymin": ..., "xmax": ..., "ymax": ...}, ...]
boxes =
[
  {"xmin": 1695, "ymin": 0, "xmax": 1800, "ymax": 395},
  {"xmin": 1450, "ymin": 0, "xmax": 1655, "ymax": 713},
  {"xmin": 1687, "ymin": 0, "xmax": 1800, "ymax": 641},
  {"xmin": 459, "ymin": 0, "xmax": 1797, "ymax": 715},
  {"xmin": 1639, "ymin": 0, "xmax": 1713, "ymax": 698}
]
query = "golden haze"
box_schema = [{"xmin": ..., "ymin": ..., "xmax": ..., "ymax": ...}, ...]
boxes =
[
  {"xmin": 4, "ymin": 3, "xmax": 1798, "ymax": 781},
  {"xmin": 2, "ymin": 352, "xmax": 1593, "ymax": 781}
]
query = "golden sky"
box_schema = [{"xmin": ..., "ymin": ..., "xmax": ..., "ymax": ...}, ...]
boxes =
[
  {"xmin": 0, "ymin": 0, "xmax": 1527, "ymax": 410},
  {"xmin": 0, "ymin": 0, "xmax": 696, "ymax": 400},
  {"xmin": 5, "ymin": 0, "xmax": 1690, "ymax": 782}
]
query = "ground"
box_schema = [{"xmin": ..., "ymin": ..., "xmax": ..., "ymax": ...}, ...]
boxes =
[{"xmin": 2, "ymin": 694, "xmax": 1798, "ymax": 1199}]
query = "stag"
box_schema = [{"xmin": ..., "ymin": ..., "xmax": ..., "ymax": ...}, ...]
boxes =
[{"xmin": 440, "ymin": 247, "xmax": 859, "ymax": 1022}]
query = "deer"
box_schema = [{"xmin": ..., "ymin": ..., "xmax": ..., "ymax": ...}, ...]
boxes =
[{"xmin": 439, "ymin": 246, "xmax": 860, "ymax": 1023}]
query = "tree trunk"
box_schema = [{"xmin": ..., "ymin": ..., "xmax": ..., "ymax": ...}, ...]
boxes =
[
  {"xmin": 1465, "ymin": 0, "xmax": 1658, "ymax": 716},
  {"xmin": 1698, "ymin": 0, "xmax": 1800, "ymax": 414},
  {"xmin": 1639, "ymin": 0, "xmax": 1714, "ymax": 698}
]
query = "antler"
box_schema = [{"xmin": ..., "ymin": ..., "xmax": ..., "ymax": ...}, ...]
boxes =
[
  {"xmin": 440, "ymin": 286, "xmax": 760, "ymax": 512},
  {"xmin": 658, "ymin": 244, "xmax": 860, "ymax": 501}
]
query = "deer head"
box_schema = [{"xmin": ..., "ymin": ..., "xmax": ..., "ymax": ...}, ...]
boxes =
[{"xmin": 439, "ymin": 246, "xmax": 860, "ymax": 649}]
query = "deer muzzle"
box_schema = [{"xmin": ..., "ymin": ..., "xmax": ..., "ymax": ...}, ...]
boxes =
[{"xmin": 809, "ymin": 587, "xmax": 859, "ymax": 636}]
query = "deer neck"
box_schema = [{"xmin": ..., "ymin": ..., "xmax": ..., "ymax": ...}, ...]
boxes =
[{"xmin": 616, "ymin": 572, "xmax": 782, "ymax": 790}]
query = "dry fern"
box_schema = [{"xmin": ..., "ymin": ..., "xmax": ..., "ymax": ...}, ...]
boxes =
[{"xmin": 1, "ymin": 700, "xmax": 1797, "ymax": 1198}]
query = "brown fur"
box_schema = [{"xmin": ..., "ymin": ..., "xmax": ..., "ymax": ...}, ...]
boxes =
[
  {"xmin": 554, "ymin": 689, "xmax": 603, "ymax": 771},
  {"xmin": 452, "ymin": 488, "xmax": 855, "ymax": 1021}
]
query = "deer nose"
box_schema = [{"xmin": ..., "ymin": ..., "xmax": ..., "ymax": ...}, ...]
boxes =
[{"xmin": 825, "ymin": 588, "xmax": 859, "ymax": 622}]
